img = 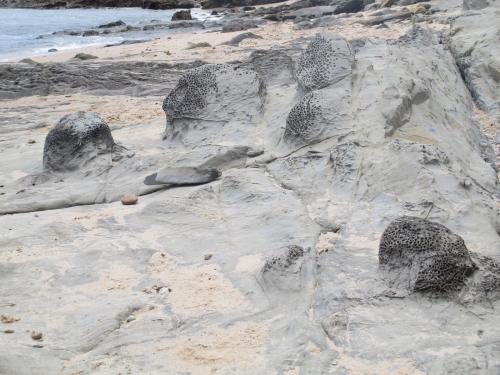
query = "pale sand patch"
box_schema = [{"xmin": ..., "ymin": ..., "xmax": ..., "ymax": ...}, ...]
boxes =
[
  {"xmin": 335, "ymin": 354, "xmax": 426, "ymax": 375},
  {"xmin": 149, "ymin": 251, "xmax": 250, "ymax": 317},
  {"xmin": 73, "ymin": 264, "xmax": 141, "ymax": 294},
  {"xmin": 158, "ymin": 321, "xmax": 269, "ymax": 375},
  {"xmin": 0, "ymin": 94, "xmax": 163, "ymax": 130},
  {"xmin": 316, "ymin": 232, "xmax": 339, "ymax": 254}
]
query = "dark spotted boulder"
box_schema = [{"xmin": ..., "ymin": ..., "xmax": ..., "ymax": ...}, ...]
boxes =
[
  {"xmin": 295, "ymin": 32, "xmax": 353, "ymax": 92},
  {"xmin": 379, "ymin": 216, "xmax": 477, "ymax": 294},
  {"xmin": 171, "ymin": 9, "xmax": 192, "ymax": 20},
  {"xmin": 43, "ymin": 112, "xmax": 115, "ymax": 172}
]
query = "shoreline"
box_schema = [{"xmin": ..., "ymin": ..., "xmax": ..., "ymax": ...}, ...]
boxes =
[
  {"xmin": 0, "ymin": 6, "xmax": 218, "ymax": 62},
  {"xmin": 1, "ymin": 15, "xmax": 414, "ymax": 64}
]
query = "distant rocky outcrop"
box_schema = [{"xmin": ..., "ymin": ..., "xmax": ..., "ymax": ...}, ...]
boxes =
[
  {"xmin": 201, "ymin": 0, "xmax": 286, "ymax": 9},
  {"xmin": 171, "ymin": 9, "xmax": 192, "ymax": 20}
]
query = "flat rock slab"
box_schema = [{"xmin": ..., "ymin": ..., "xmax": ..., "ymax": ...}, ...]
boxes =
[{"xmin": 144, "ymin": 166, "xmax": 221, "ymax": 186}]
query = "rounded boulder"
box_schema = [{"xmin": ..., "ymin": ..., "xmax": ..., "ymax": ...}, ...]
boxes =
[
  {"xmin": 379, "ymin": 216, "xmax": 476, "ymax": 294},
  {"xmin": 43, "ymin": 111, "xmax": 115, "ymax": 172}
]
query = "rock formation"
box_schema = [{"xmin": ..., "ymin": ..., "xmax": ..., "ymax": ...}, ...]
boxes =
[
  {"xmin": 379, "ymin": 216, "xmax": 477, "ymax": 294},
  {"xmin": 0, "ymin": 0, "xmax": 499, "ymax": 373},
  {"xmin": 43, "ymin": 111, "xmax": 115, "ymax": 171},
  {"xmin": 162, "ymin": 64, "xmax": 265, "ymax": 145},
  {"xmin": 144, "ymin": 166, "xmax": 221, "ymax": 185}
]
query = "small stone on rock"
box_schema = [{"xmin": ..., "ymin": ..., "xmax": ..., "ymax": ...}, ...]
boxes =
[
  {"xmin": 0, "ymin": 315, "xmax": 20, "ymax": 324},
  {"xmin": 121, "ymin": 194, "xmax": 138, "ymax": 205},
  {"xmin": 31, "ymin": 331, "xmax": 43, "ymax": 341}
]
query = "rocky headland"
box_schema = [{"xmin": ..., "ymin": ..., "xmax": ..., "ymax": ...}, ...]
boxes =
[{"xmin": 0, "ymin": 0, "xmax": 499, "ymax": 373}]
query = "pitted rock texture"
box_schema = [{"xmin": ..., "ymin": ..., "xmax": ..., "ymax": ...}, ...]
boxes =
[
  {"xmin": 261, "ymin": 245, "xmax": 306, "ymax": 291},
  {"xmin": 463, "ymin": 253, "xmax": 500, "ymax": 302},
  {"xmin": 284, "ymin": 84, "xmax": 351, "ymax": 146},
  {"xmin": 43, "ymin": 111, "xmax": 115, "ymax": 172},
  {"xmin": 379, "ymin": 216, "xmax": 477, "ymax": 294},
  {"xmin": 295, "ymin": 32, "xmax": 353, "ymax": 92},
  {"xmin": 162, "ymin": 64, "xmax": 219, "ymax": 121},
  {"xmin": 162, "ymin": 64, "xmax": 265, "ymax": 141}
]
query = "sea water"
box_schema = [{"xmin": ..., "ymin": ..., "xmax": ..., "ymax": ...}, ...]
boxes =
[{"xmin": 0, "ymin": 7, "xmax": 211, "ymax": 61}]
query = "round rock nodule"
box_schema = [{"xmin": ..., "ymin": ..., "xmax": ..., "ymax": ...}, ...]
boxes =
[
  {"xmin": 43, "ymin": 112, "xmax": 115, "ymax": 172},
  {"xmin": 379, "ymin": 216, "xmax": 477, "ymax": 294}
]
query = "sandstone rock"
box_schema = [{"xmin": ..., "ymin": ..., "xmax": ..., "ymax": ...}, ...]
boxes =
[
  {"xmin": 449, "ymin": 8, "xmax": 500, "ymax": 119},
  {"xmin": 97, "ymin": 20, "xmax": 125, "ymax": 28},
  {"xmin": 43, "ymin": 112, "xmax": 115, "ymax": 172},
  {"xmin": 72, "ymin": 53, "xmax": 98, "ymax": 60},
  {"xmin": 295, "ymin": 33, "xmax": 353, "ymax": 92},
  {"xmin": 162, "ymin": 64, "xmax": 265, "ymax": 144},
  {"xmin": 379, "ymin": 216, "xmax": 477, "ymax": 294},
  {"xmin": 284, "ymin": 84, "xmax": 351, "ymax": 146},
  {"xmin": 222, "ymin": 31, "xmax": 262, "ymax": 46},
  {"xmin": 144, "ymin": 167, "xmax": 221, "ymax": 185},
  {"xmin": 120, "ymin": 193, "xmax": 138, "ymax": 205},
  {"xmin": 221, "ymin": 18, "xmax": 263, "ymax": 32}
]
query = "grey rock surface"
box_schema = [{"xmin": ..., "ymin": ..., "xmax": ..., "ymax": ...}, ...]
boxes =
[
  {"xmin": 0, "ymin": 9, "xmax": 499, "ymax": 375},
  {"xmin": 144, "ymin": 166, "xmax": 221, "ymax": 185},
  {"xmin": 448, "ymin": 3, "xmax": 500, "ymax": 120},
  {"xmin": 0, "ymin": 60, "xmax": 204, "ymax": 99},
  {"xmin": 295, "ymin": 32, "xmax": 353, "ymax": 92},
  {"xmin": 162, "ymin": 63, "xmax": 265, "ymax": 146}
]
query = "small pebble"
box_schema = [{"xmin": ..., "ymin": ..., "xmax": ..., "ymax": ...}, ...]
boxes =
[
  {"xmin": 204, "ymin": 254, "xmax": 213, "ymax": 261},
  {"xmin": 31, "ymin": 331, "xmax": 43, "ymax": 341},
  {"xmin": 27, "ymin": 139, "xmax": 36, "ymax": 144},
  {"xmin": 3, "ymin": 330, "xmax": 14, "ymax": 334},
  {"xmin": 121, "ymin": 193, "xmax": 138, "ymax": 205}
]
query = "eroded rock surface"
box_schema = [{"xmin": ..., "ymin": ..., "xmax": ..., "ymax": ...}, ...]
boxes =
[
  {"xmin": 295, "ymin": 32, "xmax": 353, "ymax": 92},
  {"xmin": 0, "ymin": 10, "xmax": 499, "ymax": 375},
  {"xmin": 379, "ymin": 216, "xmax": 477, "ymax": 294},
  {"xmin": 43, "ymin": 112, "xmax": 115, "ymax": 171},
  {"xmin": 162, "ymin": 64, "xmax": 265, "ymax": 145}
]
